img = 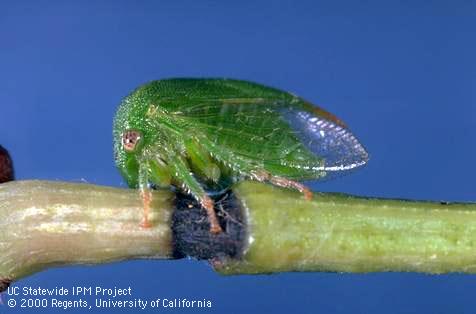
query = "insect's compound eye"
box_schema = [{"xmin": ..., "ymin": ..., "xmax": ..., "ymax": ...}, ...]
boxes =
[{"xmin": 122, "ymin": 130, "xmax": 142, "ymax": 152}]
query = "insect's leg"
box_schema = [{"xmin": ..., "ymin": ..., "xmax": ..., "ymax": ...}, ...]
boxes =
[
  {"xmin": 138, "ymin": 164, "xmax": 152, "ymax": 228},
  {"xmin": 170, "ymin": 156, "xmax": 222, "ymax": 234},
  {"xmin": 251, "ymin": 170, "xmax": 313, "ymax": 200},
  {"xmin": 184, "ymin": 138, "xmax": 220, "ymax": 182},
  {"xmin": 147, "ymin": 158, "xmax": 172, "ymax": 188},
  {"xmin": 194, "ymin": 136, "xmax": 256, "ymax": 176},
  {"xmin": 198, "ymin": 137, "xmax": 313, "ymax": 200}
]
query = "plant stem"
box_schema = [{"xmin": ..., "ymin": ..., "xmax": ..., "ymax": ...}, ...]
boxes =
[
  {"xmin": 215, "ymin": 181, "xmax": 476, "ymax": 274},
  {"xmin": 0, "ymin": 180, "xmax": 174, "ymax": 283},
  {"xmin": 2, "ymin": 179, "xmax": 476, "ymax": 288}
]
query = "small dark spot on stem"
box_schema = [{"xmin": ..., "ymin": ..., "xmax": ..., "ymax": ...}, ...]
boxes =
[{"xmin": 0, "ymin": 145, "xmax": 14, "ymax": 183}]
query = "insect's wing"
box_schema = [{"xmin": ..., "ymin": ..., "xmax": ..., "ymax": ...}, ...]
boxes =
[
  {"xmin": 178, "ymin": 98, "xmax": 368, "ymax": 181},
  {"xmin": 279, "ymin": 103, "xmax": 369, "ymax": 177}
]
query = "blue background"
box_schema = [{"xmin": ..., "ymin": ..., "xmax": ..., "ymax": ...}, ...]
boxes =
[{"xmin": 1, "ymin": 1, "xmax": 476, "ymax": 313}]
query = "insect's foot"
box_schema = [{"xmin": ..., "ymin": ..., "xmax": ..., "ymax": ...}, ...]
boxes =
[
  {"xmin": 201, "ymin": 196, "xmax": 223, "ymax": 234},
  {"xmin": 303, "ymin": 187, "xmax": 313, "ymax": 201},
  {"xmin": 210, "ymin": 224, "xmax": 222, "ymax": 234},
  {"xmin": 140, "ymin": 219, "xmax": 152, "ymax": 229}
]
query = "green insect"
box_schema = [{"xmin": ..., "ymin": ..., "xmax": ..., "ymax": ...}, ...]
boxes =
[{"xmin": 113, "ymin": 78, "xmax": 368, "ymax": 233}]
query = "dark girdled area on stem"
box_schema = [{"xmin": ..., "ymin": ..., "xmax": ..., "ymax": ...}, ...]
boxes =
[{"xmin": 172, "ymin": 190, "xmax": 246, "ymax": 261}]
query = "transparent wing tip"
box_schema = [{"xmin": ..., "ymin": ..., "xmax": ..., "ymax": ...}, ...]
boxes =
[{"xmin": 283, "ymin": 109, "xmax": 370, "ymax": 173}]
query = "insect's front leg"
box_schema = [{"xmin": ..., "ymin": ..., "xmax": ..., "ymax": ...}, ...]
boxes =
[
  {"xmin": 169, "ymin": 156, "xmax": 222, "ymax": 234},
  {"xmin": 138, "ymin": 164, "xmax": 153, "ymax": 228}
]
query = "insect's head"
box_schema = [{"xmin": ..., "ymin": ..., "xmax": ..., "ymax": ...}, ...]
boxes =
[{"xmin": 113, "ymin": 91, "xmax": 154, "ymax": 188}]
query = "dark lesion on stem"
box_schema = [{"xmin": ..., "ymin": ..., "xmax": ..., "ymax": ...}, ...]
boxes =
[{"xmin": 172, "ymin": 189, "xmax": 246, "ymax": 261}]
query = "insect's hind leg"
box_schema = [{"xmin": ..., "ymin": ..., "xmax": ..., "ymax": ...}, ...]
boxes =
[
  {"xmin": 251, "ymin": 170, "xmax": 313, "ymax": 200},
  {"xmin": 170, "ymin": 156, "xmax": 222, "ymax": 234}
]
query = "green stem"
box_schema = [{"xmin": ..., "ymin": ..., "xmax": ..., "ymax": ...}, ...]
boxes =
[
  {"xmin": 216, "ymin": 181, "xmax": 476, "ymax": 274},
  {"xmin": 0, "ymin": 180, "xmax": 175, "ymax": 282}
]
